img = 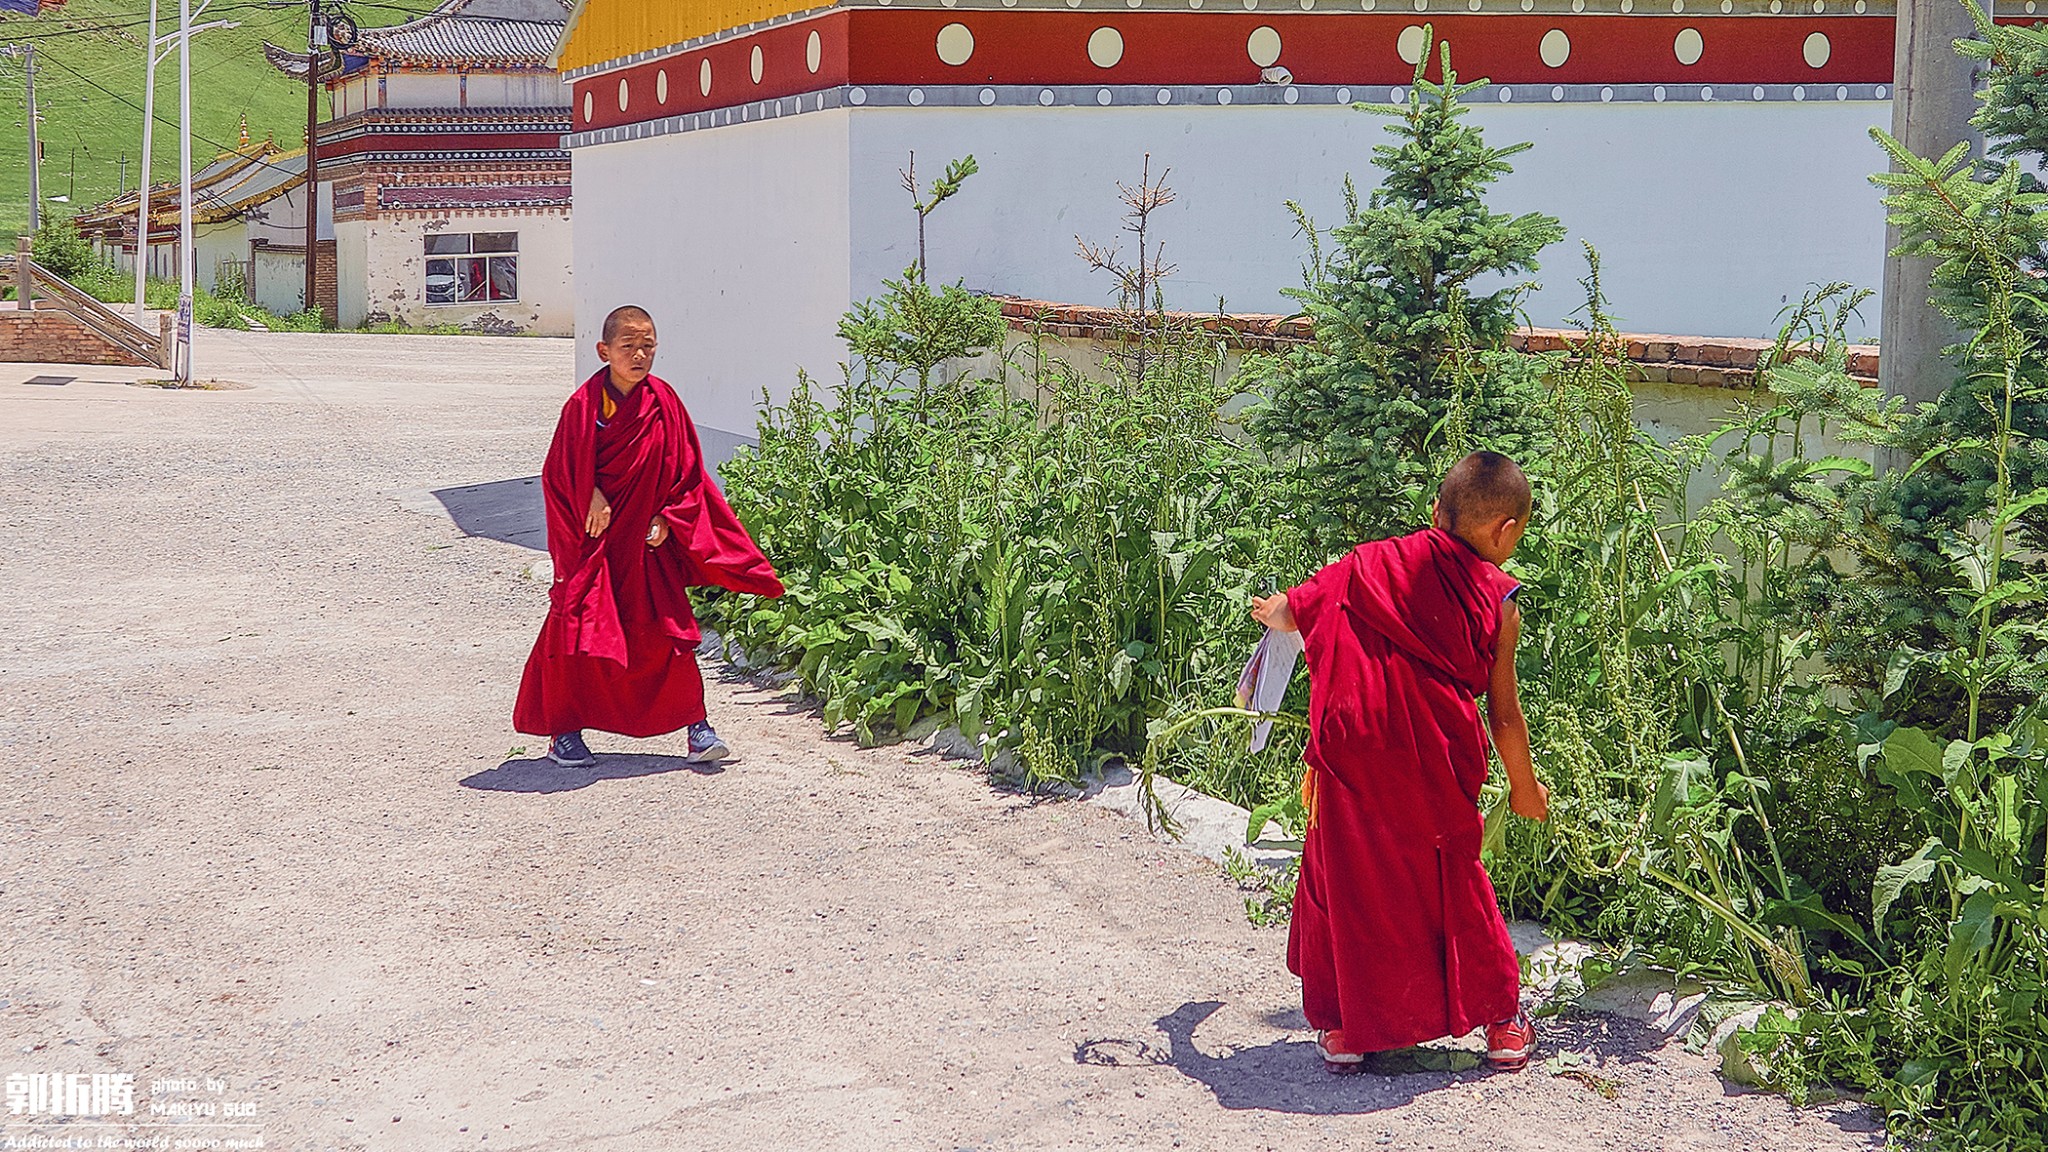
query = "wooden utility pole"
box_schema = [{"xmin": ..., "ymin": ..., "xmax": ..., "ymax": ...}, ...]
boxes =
[
  {"xmin": 304, "ymin": 0, "xmax": 322, "ymax": 319},
  {"xmin": 1879, "ymin": 0, "xmax": 1982, "ymax": 409}
]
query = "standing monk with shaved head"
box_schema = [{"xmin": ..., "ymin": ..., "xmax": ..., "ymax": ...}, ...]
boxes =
[
  {"xmin": 515, "ymin": 305, "xmax": 783, "ymax": 768},
  {"xmin": 1252, "ymin": 451, "xmax": 1551, "ymax": 1074}
]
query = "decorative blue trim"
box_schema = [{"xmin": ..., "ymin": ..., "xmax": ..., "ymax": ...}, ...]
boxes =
[{"xmin": 562, "ymin": 80, "xmax": 1889, "ymax": 147}]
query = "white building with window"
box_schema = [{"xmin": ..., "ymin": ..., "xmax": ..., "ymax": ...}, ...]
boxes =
[
  {"xmin": 425, "ymin": 229, "xmax": 522, "ymax": 305},
  {"xmin": 270, "ymin": 0, "xmax": 573, "ymax": 332}
]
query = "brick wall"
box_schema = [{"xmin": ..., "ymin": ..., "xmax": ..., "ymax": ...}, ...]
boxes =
[
  {"xmin": 314, "ymin": 239, "xmax": 338, "ymax": 326},
  {"xmin": 0, "ymin": 309, "xmax": 157, "ymax": 367},
  {"xmin": 993, "ymin": 296, "xmax": 1881, "ymax": 390}
]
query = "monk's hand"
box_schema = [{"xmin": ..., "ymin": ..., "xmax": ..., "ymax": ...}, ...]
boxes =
[
  {"xmin": 1251, "ymin": 592, "xmax": 1299, "ymax": 633},
  {"xmin": 1510, "ymin": 779, "xmax": 1550, "ymax": 822},
  {"xmin": 646, "ymin": 517, "xmax": 670, "ymax": 548},
  {"xmin": 586, "ymin": 488, "xmax": 612, "ymax": 537}
]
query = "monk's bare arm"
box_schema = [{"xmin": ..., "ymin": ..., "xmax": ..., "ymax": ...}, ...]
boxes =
[
  {"xmin": 1486, "ymin": 600, "xmax": 1549, "ymax": 821},
  {"xmin": 1251, "ymin": 592, "xmax": 1298, "ymax": 632},
  {"xmin": 586, "ymin": 487, "xmax": 612, "ymax": 537}
]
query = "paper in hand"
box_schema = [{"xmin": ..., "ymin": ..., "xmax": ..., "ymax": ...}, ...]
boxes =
[{"xmin": 1236, "ymin": 627, "xmax": 1303, "ymax": 753}]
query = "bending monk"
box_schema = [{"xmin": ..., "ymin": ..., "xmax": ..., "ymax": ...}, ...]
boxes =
[
  {"xmin": 514, "ymin": 305, "xmax": 783, "ymax": 767},
  {"xmin": 1251, "ymin": 450, "xmax": 1550, "ymax": 1074}
]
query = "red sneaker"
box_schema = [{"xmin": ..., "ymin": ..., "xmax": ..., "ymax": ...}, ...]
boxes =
[
  {"xmin": 1315, "ymin": 1029, "xmax": 1366, "ymax": 1075},
  {"xmin": 1485, "ymin": 1012, "xmax": 1535, "ymax": 1071}
]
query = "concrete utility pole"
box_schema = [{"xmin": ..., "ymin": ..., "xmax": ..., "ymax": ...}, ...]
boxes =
[
  {"xmin": 22, "ymin": 42, "xmax": 39, "ymax": 234},
  {"xmin": 136, "ymin": 0, "xmax": 160, "ymax": 321},
  {"xmin": 1879, "ymin": 0, "xmax": 1984, "ymax": 409},
  {"xmin": 304, "ymin": 0, "xmax": 322, "ymax": 319},
  {"xmin": 177, "ymin": 0, "xmax": 193, "ymax": 383}
]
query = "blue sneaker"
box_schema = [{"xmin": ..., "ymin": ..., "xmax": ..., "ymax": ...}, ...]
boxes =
[
  {"xmin": 547, "ymin": 731, "xmax": 596, "ymax": 767},
  {"xmin": 686, "ymin": 721, "xmax": 730, "ymax": 764}
]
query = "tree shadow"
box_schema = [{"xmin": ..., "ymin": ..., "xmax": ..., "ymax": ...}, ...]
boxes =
[
  {"xmin": 460, "ymin": 752, "xmax": 728, "ymax": 794},
  {"xmin": 432, "ymin": 476, "xmax": 545, "ymax": 550},
  {"xmin": 1082, "ymin": 1000, "xmax": 1687, "ymax": 1115}
]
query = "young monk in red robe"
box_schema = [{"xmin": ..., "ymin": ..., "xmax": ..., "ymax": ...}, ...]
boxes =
[
  {"xmin": 513, "ymin": 305, "xmax": 783, "ymax": 767},
  {"xmin": 1251, "ymin": 451, "xmax": 1550, "ymax": 1074}
]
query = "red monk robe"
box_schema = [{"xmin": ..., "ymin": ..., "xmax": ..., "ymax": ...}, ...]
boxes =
[
  {"xmin": 1284, "ymin": 527, "xmax": 1523, "ymax": 1052},
  {"xmin": 513, "ymin": 368, "xmax": 782, "ymax": 738}
]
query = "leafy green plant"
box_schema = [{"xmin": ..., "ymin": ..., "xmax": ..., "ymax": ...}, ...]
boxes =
[
  {"xmin": 837, "ymin": 153, "xmax": 1005, "ymax": 416},
  {"xmin": 31, "ymin": 215, "xmax": 96, "ymax": 280},
  {"xmin": 1780, "ymin": 113, "xmax": 2048, "ymax": 1149},
  {"xmin": 709, "ymin": 159, "xmax": 1316, "ymax": 790},
  {"xmin": 1222, "ymin": 848, "xmax": 1299, "ymax": 929}
]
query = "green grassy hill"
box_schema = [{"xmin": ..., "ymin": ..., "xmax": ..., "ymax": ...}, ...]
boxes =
[{"xmin": 0, "ymin": 0, "xmax": 434, "ymax": 243}]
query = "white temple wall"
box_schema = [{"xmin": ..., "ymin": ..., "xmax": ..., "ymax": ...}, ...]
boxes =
[
  {"xmin": 335, "ymin": 219, "xmax": 372, "ymax": 329},
  {"xmin": 571, "ymin": 109, "xmax": 855, "ymax": 461},
  {"xmin": 569, "ymin": 97, "xmax": 1893, "ymax": 460},
  {"xmin": 381, "ymin": 72, "xmax": 463, "ymax": 109},
  {"xmin": 464, "ymin": 72, "xmax": 573, "ymax": 108},
  {"xmin": 244, "ymin": 184, "xmax": 309, "ymax": 248},
  {"xmin": 337, "ymin": 209, "xmax": 574, "ymax": 334},
  {"xmin": 847, "ymin": 99, "xmax": 1892, "ymax": 341},
  {"xmin": 249, "ymin": 247, "xmax": 306, "ymax": 317},
  {"xmin": 192, "ymin": 223, "xmax": 244, "ymax": 294}
]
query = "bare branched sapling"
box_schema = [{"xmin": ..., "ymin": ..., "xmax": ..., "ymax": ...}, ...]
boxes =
[
  {"xmin": 1077, "ymin": 154, "xmax": 1180, "ymax": 384},
  {"xmin": 902, "ymin": 150, "xmax": 981, "ymax": 282}
]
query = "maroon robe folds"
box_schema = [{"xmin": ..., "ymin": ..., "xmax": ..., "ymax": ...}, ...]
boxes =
[
  {"xmin": 1284, "ymin": 527, "xmax": 1522, "ymax": 1052},
  {"xmin": 513, "ymin": 369, "xmax": 782, "ymax": 738}
]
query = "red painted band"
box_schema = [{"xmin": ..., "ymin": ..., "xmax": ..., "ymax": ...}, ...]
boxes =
[{"xmin": 573, "ymin": 10, "xmax": 1904, "ymax": 132}]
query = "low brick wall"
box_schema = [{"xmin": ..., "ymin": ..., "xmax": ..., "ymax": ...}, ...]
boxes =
[
  {"xmin": 992, "ymin": 295, "xmax": 1880, "ymax": 390},
  {"xmin": 0, "ymin": 307, "xmax": 158, "ymax": 368}
]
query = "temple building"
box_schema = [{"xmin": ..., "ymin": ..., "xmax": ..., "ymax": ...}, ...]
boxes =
[
  {"xmin": 268, "ymin": 0, "xmax": 574, "ymax": 332},
  {"xmin": 74, "ymin": 135, "xmax": 319, "ymax": 319},
  {"xmin": 552, "ymin": 0, "xmax": 2002, "ymax": 462}
]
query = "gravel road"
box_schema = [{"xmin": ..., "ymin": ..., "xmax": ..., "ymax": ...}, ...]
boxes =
[{"xmin": 0, "ymin": 334, "xmax": 1883, "ymax": 1151}]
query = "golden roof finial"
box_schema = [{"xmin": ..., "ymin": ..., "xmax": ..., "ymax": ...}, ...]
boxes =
[{"xmin": 238, "ymin": 112, "xmax": 250, "ymax": 146}]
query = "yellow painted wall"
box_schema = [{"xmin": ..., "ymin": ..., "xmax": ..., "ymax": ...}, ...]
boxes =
[{"xmin": 558, "ymin": 0, "xmax": 826, "ymax": 71}]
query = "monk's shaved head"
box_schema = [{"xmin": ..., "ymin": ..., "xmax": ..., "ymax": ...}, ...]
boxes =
[
  {"xmin": 602, "ymin": 304, "xmax": 655, "ymax": 343},
  {"xmin": 1437, "ymin": 451, "xmax": 1532, "ymax": 532}
]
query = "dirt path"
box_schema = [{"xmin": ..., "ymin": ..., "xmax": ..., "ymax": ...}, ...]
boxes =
[{"xmin": 0, "ymin": 336, "xmax": 1881, "ymax": 1151}]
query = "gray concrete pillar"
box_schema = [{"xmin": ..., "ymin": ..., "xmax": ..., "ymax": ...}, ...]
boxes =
[{"xmin": 1879, "ymin": 0, "xmax": 1986, "ymax": 410}]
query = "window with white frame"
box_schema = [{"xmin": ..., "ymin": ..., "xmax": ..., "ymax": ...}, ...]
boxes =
[{"xmin": 424, "ymin": 231, "xmax": 518, "ymax": 305}]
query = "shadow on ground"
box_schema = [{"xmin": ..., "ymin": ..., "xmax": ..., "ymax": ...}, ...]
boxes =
[
  {"xmin": 461, "ymin": 753, "xmax": 728, "ymax": 793},
  {"xmin": 433, "ymin": 476, "xmax": 545, "ymax": 550},
  {"xmin": 1079, "ymin": 1000, "xmax": 1692, "ymax": 1116}
]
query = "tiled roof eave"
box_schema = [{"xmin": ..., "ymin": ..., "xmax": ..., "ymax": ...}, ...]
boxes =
[{"xmin": 355, "ymin": 53, "xmax": 559, "ymax": 69}]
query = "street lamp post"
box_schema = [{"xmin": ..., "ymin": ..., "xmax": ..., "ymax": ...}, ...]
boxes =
[{"xmin": 135, "ymin": 2, "xmax": 237, "ymax": 332}]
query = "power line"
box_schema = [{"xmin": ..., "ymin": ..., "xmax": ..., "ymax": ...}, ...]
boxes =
[
  {"xmin": 34, "ymin": 49, "xmax": 306, "ymax": 188},
  {"xmin": 0, "ymin": 2, "xmax": 290, "ymax": 44},
  {"xmin": 0, "ymin": 1, "xmax": 566, "ymax": 44},
  {"xmin": 342, "ymin": 1, "xmax": 567, "ymax": 27}
]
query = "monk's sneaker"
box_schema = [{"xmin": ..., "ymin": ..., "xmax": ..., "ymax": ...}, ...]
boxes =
[
  {"xmin": 1485, "ymin": 1012, "xmax": 1535, "ymax": 1072},
  {"xmin": 687, "ymin": 721, "xmax": 730, "ymax": 764},
  {"xmin": 547, "ymin": 731, "xmax": 596, "ymax": 767},
  {"xmin": 1314, "ymin": 1030, "xmax": 1366, "ymax": 1075}
]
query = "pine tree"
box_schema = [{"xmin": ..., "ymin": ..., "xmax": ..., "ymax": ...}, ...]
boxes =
[
  {"xmin": 1746, "ymin": 3, "xmax": 2048, "ymax": 711},
  {"xmin": 1247, "ymin": 32, "xmax": 1564, "ymax": 549}
]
